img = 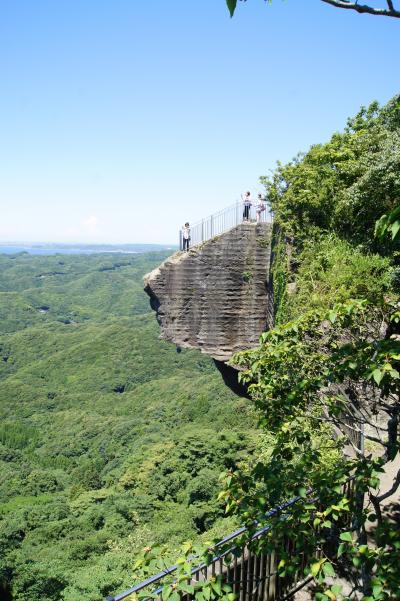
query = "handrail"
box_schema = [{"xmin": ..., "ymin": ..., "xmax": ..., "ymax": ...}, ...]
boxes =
[
  {"xmin": 105, "ymin": 479, "xmax": 357, "ymax": 601},
  {"xmin": 105, "ymin": 493, "xmax": 305, "ymax": 601},
  {"xmin": 179, "ymin": 199, "xmax": 272, "ymax": 251}
]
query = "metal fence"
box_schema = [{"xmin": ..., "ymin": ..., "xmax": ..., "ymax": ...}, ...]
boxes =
[
  {"xmin": 179, "ymin": 201, "xmax": 273, "ymax": 251},
  {"xmin": 106, "ymin": 478, "xmax": 358, "ymax": 601}
]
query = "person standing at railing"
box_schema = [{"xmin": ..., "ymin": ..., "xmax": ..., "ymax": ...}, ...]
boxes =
[
  {"xmin": 182, "ymin": 222, "xmax": 190, "ymax": 252},
  {"xmin": 255, "ymin": 193, "xmax": 266, "ymax": 223},
  {"xmin": 241, "ymin": 191, "xmax": 252, "ymax": 221}
]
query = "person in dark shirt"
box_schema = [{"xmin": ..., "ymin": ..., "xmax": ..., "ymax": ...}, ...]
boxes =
[
  {"xmin": 242, "ymin": 191, "xmax": 252, "ymax": 221},
  {"xmin": 182, "ymin": 222, "xmax": 190, "ymax": 251}
]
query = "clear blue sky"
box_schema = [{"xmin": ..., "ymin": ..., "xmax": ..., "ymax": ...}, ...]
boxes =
[{"xmin": 1, "ymin": 0, "xmax": 399, "ymax": 244}]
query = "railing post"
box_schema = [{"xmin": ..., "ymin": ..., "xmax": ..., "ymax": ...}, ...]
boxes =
[{"xmin": 179, "ymin": 200, "xmax": 255, "ymax": 250}]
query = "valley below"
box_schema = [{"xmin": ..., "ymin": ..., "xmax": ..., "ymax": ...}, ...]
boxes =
[{"xmin": 0, "ymin": 251, "xmax": 258, "ymax": 601}]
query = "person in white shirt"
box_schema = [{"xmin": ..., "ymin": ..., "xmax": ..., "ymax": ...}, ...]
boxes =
[
  {"xmin": 255, "ymin": 193, "xmax": 266, "ymax": 223},
  {"xmin": 182, "ymin": 222, "xmax": 190, "ymax": 251},
  {"xmin": 241, "ymin": 191, "xmax": 252, "ymax": 221}
]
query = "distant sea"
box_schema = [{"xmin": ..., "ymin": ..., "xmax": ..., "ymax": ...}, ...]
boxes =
[{"xmin": 0, "ymin": 243, "xmax": 176, "ymax": 256}]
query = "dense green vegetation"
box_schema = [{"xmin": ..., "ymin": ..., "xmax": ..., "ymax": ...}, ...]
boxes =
[
  {"xmin": 134, "ymin": 97, "xmax": 400, "ymax": 601},
  {"xmin": 0, "ymin": 252, "xmax": 258, "ymax": 601},
  {"xmin": 2, "ymin": 96, "xmax": 399, "ymax": 601},
  {"xmin": 225, "ymin": 97, "xmax": 400, "ymax": 598},
  {"xmin": 265, "ymin": 96, "xmax": 400, "ymax": 322}
]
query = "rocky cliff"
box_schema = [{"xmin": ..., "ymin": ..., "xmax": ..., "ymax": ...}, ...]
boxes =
[{"xmin": 144, "ymin": 222, "xmax": 273, "ymax": 362}]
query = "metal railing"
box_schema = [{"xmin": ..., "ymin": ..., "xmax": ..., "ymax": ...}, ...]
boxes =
[
  {"xmin": 106, "ymin": 478, "xmax": 358, "ymax": 601},
  {"xmin": 179, "ymin": 201, "xmax": 272, "ymax": 251}
]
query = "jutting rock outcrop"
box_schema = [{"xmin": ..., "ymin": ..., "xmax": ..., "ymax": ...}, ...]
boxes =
[{"xmin": 144, "ymin": 222, "xmax": 273, "ymax": 362}]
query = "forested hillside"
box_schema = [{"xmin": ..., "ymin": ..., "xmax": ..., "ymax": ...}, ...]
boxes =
[
  {"xmin": 264, "ymin": 96, "xmax": 400, "ymax": 322},
  {"xmin": 129, "ymin": 96, "xmax": 400, "ymax": 601},
  {"xmin": 0, "ymin": 252, "xmax": 258, "ymax": 601},
  {"xmin": 2, "ymin": 96, "xmax": 399, "ymax": 601},
  {"xmin": 221, "ymin": 97, "xmax": 400, "ymax": 599}
]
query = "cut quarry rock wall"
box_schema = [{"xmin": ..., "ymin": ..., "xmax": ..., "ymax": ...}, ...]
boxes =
[{"xmin": 144, "ymin": 222, "xmax": 273, "ymax": 362}]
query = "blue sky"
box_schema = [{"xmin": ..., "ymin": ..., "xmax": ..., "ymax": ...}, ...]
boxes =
[{"xmin": 1, "ymin": 0, "xmax": 399, "ymax": 244}]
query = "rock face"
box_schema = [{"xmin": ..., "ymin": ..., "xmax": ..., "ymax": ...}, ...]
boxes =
[{"xmin": 144, "ymin": 222, "xmax": 273, "ymax": 362}]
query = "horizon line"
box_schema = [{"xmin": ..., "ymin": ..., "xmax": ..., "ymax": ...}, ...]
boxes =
[{"xmin": 0, "ymin": 240, "xmax": 178, "ymax": 247}]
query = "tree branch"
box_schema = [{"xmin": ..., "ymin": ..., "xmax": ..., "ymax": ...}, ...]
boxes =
[
  {"xmin": 386, "ymin": 410, "xmax": 399, "ymax": 461},
  {"xmin": 307, "ymin": 413, "xmax": 384, "ymax": 448},
  {"xmin": 321, "ymin": 0, "xmax": 400, "ymax": 18},
  {"xmin": 376, "ymin": 465, "xmax": 400, "ymax": 502},
  {"xmin": 369, "ymin": 491, "xmax": 383, "ymax": 524}
]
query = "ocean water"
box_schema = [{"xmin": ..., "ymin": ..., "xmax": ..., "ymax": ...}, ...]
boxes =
[{"xmin": 0, "ymin": 244, "xmax": 175, "ymax": 256}]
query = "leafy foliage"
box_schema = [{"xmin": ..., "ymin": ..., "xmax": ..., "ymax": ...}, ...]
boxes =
[
  {"xmin": 285, "ymin": 235, "xmax": 392, "ymax": 320},
  {"xmin": 375, "ymin": 204, "xmax": 400, "ymax": 242},
  {"xmin": 265, "ymin": 97, "xmax": 400, "ymax": 324},
  {"xmin": 130, "ymin": 96, "xmax": 400, "ymax": 601},
  {"xmin": 0, "ymin": 252, "xmax": 259, "ymax": 601},
  {"xmin": 262, "ymin": 97, "xmax": 400, "ymax": 250},
  {"xmin": 226, "ymin": 299, "xmax": 400, "ymax": 599},
  {"xmin": 218, "ymin": 97, "xmax": 400, "ymax": 597}
]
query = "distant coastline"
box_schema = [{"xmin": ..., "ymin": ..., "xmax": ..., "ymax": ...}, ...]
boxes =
[{"xmin": 0, "ymin": 243, "xmax": 176, "ymax": 255}]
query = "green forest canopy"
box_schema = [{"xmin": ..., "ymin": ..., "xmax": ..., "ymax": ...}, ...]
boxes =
[
  {"xmin": 223, "ymin": 96, "xmax": 400, "ymax": 599},
  {"xmin": 2, "ymin": 94, "xmax": 400, "ymax": 601},
  {"xmin": 0, "ymin": 251, "xmax": 259, "ymax": 601},
  {"xmin": 132, "ymin": 96, "xmax": 400, "ymax": 601}
]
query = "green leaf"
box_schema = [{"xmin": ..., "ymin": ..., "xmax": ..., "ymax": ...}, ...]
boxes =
[
  {"xmin": 339, "ymin": 531, "xmax": 352, "ymax": 542},
  {"xmin": 323, "ymin": 562, "xmax": 336, "ymax": 578},
  {"xmin": 162, "ymin": 587, "xmax": 172, "ymax": 600},
  {"xmin": 211, "ymin": 579, "xmax": 222, "ymax": 596},
  {"xmin": 331, "ymin": 585, "xmax": 342, "ymax": 595},
  {"xmin": 226, "ymin": 0, "xmax": 237, "ymax": 17},
  {"xmin": 352, "ymin": 556, "xmax": 361, "ymax": 567},
  {"xmin": 390, "ymin": 220, "xmax": 400, "ymax": 240},
  {"xmin": 371, "ymin": 369, "xmax": 383, "ymax": 385},
  {"xmin": 311, "ymin": 560, "xmax": 324, "ymax": 577},
  {"xmin": 182, "ymin": 541, "xmax": 193, "ymax": 554},
  {"xmin": 328, "ymin": 310, "xmax": 337, "ymax": 323}
]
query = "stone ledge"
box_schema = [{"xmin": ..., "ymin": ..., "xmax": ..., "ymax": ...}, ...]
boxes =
[{"xmin": 144, "ymin": 223, "xmax": 273, "ymax": 362}]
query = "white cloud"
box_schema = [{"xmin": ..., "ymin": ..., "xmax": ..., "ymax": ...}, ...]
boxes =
[
  {"xmin": 62, "ymin": 215, "xmax": 101, "ymax": 241},
  {"xmin": 83, "ymin": 215, "xmax": 99, "ymax": 229}
]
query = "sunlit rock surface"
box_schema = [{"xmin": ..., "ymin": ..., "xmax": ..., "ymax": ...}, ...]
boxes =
[{"xmin": 144, "ymin": 222, "xmax": 273, "ymax": 362}]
